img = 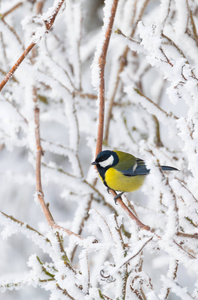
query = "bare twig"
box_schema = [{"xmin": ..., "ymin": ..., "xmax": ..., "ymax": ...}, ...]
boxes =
[
  {"xmin": 133, "ymin": 88, "xmax": 178, "ymax": 120},
  {"xmin": 44, "ymin": 0, "xmax": 65, "ymax": 31},
  {"xmin": 0, "ymin": 210, "xmax": 49, "ymax": 241},
  {"xmin": 34, "ymin": 95, "xmax": 53, "ymax": 225},
  {"xmin": 162, "ymin": 33, "xmax": 198, "ymax": 81},
  {"xmin": 1, "ymin": 94, "xmax": 28, "ymax": 124},
  {"xmin": 177, "ymin": 232, "xmax": 198, "ymax": 239},
  {"xmin": 96, "ymin": 0, "xmax": 119, "ymax": 156},
  {"xmin": 50, "ymin": 221, "xmax": 83, "ymax": 239},
  {"xmin": 119, "ymin": 237, "xmax": 153, "ymax": 268},
  {"xmin": 0, "ymin": 42, "xmax": 35, "ymax": 91},
  {"xmin": 1, "ymin": 18, "xmax": 23, "ymax": 46},
  {"xmin": 109, "ymin": 190, "xmax": 150, "ymax": 230},
  {"xmin": 0, "ymin": 2, "xmax": 23, "ymax": 19},
  {"xmin": 34, "ymin": 88, "xmax": 82, "ymax": 240},
  {"xmin": 0, "ymin": 0, "xmax": 65, "ymax": 91},
  {"xmin": 161, "ymin": 0, "xmax": 172, "ymax": 32}
]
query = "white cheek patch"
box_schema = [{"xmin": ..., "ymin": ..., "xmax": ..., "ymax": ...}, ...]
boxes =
[{"xmin": 99, "ymin": 155, "xmax": 114, "ymax": 168}]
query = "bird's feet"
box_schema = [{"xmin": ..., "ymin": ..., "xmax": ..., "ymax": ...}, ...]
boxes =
[
  {"xmin": 106, "ymin": 188, "xmax": 124, "ymax": 204},
  {"xmin": 114, "ymin": 192, "xmax": 124, "ymax": 204},
  {"xmin": 107, "ymin": 188, "xmax": 111, "ymax": 194}
]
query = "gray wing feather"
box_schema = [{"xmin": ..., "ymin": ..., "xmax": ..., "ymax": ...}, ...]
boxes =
[{"xmin": 121, "ymin": 159, "xmax": 150, "ymax": 177}]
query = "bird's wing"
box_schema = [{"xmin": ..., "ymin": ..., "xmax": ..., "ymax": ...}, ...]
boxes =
[{"xmin": 116, "ymin": 158, "xmax": 150, "ymax": 177}]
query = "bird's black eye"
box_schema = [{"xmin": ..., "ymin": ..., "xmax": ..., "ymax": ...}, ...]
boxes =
[{"xmin": 100, "ymin": 158, "xmax": 106, "ymax": 162}]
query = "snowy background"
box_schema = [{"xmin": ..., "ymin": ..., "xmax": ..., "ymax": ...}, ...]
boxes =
[{"xmin": 0, "ymin": 0, "xmax": 198, "ymax": 299}]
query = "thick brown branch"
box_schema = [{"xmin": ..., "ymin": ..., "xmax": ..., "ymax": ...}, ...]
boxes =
[
  {"xmin": 0, "ymin": 210, "xmax": 49, "ymax": 240},
  {"xmin": 96, "ymin": 0, "xmax": 119, "ymax": 156},
  {"xmin": 34, "ymin": 98, "xmax": 54, "ymax": 226},
  {"xmin": 34, "ymin": 86, "xmax": 82, "ymax": 241},
  {"xmin": 109, "ymin": 190, "xmax": 150, "ymax": 231}
]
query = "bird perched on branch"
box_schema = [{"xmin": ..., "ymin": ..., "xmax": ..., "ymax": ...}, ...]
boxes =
[{"xmin": 92, "ymin": 150, "xmax": 178, "ymax": 200}]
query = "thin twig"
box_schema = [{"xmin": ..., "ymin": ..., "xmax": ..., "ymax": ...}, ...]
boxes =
[
  {"xmin": 165, "ymin": 260, "xmax": 178, "ymax": 299},
  {"xmin": 109, "ymin": 190, "xmax": 150, "ymax": 230},
  {"xmin": 1, "ymin": 17, "xmax": 23, "ymax": 46},
  {"xmin": 0, "ymin": 42, "xmax": 35, "ymax": 91},
  {"xmin": 119, "ymin": 237, "xmax": 153, "ymax": 268},
  {"xmin": 162, "ymin": 33, "xmax": 198, "ymax": 81},
  {"xmin": 1, "ymin": 94, "xmax": 28, "ymax": 124},
  {"xmin": 50, "ymin": 221, "xmax": 83, "ymax": 239},
  {"xmin": 176, "ymin": 232, "xmax": 198, "ymax": 239},
  {"xmin": 0, "ymin": 2, "xmax": 23, "ymax": 19},
  {"xmin": 31, "ymin": 2, "xmax": 83, "ymax": 243},
  {"xmin": 161, "ymin": 0, "xmax": 172, "ymax": 32},
  {"xmin": 32, "ymin": 73, "xmax": 82, "ymax": 240},
  {"xmin": 133, "ymin": 88, "xmax": 178, "ymax": 120},
  {"xmin": 0, "ymin": 210, "xmax": 50, "ymax": 241},
  {"xmin": 0, "ymin": 0, "xmax": 65, "ymax": 91}
]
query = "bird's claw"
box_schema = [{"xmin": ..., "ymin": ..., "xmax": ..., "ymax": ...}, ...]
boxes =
[
  {"xmin": 106, "ymin": 188, "xmax": 124, "ymax": 204},
  {"xmin": 114, "ymin": 192, "xmax": 124, "ymax": 204}
]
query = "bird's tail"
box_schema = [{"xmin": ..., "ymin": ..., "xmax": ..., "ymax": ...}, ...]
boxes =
[{"xmin": 161, "ymin": 166, "xmax": 178, "ymax": 171}]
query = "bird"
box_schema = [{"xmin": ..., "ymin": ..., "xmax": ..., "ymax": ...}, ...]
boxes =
[{"xmin": 92, "ymin": 150, "xmax": 178, "ymax": 200}]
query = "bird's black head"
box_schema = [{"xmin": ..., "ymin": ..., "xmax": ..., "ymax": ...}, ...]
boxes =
[{"xmin": 92, "ymin": 150, "xmax": 119, "ymax": 170}]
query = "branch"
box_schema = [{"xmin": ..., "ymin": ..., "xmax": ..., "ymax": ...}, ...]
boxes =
[
  {"xmin": 177, "ymin": 232, "xmax": 198, "ymax": 239},
  {"xmin": 31, "ymin": 3, "xmax": 83, "ymax": 243},
  {"xmin": 0, "ymin": 210, "xmax": 49, "ymax": 241},
  {"xmin": 133, "ymin": 88, "xmax": 178, "ymax": 120},
  {"xmin": 44, "ymin": 0, "xmax": 65, "ymax": 31},
  {"xmin": 109, "ymin": 190, "xmax": 150, "ymax": 230},
  {"xmin": 0, "ymin": 0, "xmax": 65, "ymax": 91},
  {"xmin": 33, "ymin": 79, "xmax": 82, "ymax": 241},
  {"xmin": 165, "ymin": 260, "xmax": 178, "ymax": 299},
  {"xmin": 119, "ymin": 237, "xmax": 153, "ymax": 268},
  {"xmin": 0, "ymin": 43, "xmax": 35, "ymax": 91},
  {"xmin": 0, "ymin": 2, "xmax": 23, "ymax": 19},
  {"xmin": 95, "ymin": 0, "xmax": 119, "ymax": 156},
  {"xmin": 94, "ymin": 0, "xmax": 152, "ymax": 231}
]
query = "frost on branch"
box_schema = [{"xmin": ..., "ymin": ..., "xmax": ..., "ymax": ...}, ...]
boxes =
[{"xmin": 0, "ymin": 0, "xmax": 198, "ymax": 299}]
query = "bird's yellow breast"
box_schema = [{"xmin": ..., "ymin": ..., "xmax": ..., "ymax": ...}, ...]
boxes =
[{"xmin": 105, "ymin": 167, "xmax": 145, "ymax": 192}]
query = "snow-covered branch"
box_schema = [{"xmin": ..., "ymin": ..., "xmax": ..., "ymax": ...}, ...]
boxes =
[{"xmin": 0, "ymin": 0, "xmax": 198, "ymax": 299}]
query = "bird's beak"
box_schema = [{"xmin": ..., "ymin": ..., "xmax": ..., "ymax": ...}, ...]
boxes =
[{"xmin": 91, "ymin": 161, "xmax": 97, "ymax": 165}]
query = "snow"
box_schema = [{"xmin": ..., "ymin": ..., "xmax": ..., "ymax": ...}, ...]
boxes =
[{"xmin": 0, "ymin": 0, "xmax": 198, "ymax": 299}]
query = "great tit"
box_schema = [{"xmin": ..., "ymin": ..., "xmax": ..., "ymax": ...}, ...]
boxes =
[{"xmin": 92, "ymin": 150, "xmax": 178, "ymax": 199}]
